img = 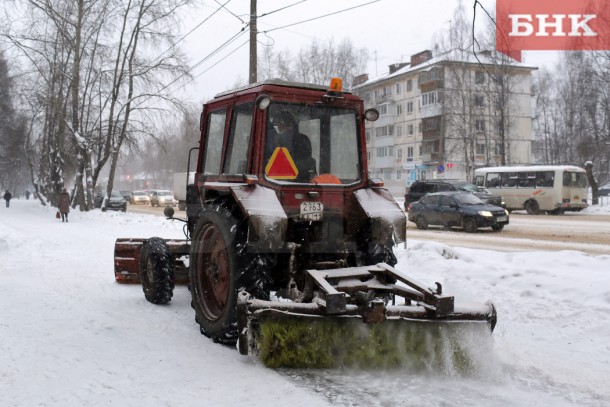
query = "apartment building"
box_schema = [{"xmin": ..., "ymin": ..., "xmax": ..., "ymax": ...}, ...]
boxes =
[{"xmin": 352, "ymin": 50, "xmax": 537, "ymax": 196}]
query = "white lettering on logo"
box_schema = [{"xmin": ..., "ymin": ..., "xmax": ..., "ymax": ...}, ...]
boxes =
[
  {"xmin": 569, "ymin": 14, "xmax": 597, "ymax": 37},
  {"xmin": 535, "ymin": 14, "xmax": 566, "ymax": 37},
  {"xmin": 509, "ymin": 14, "xmax": 533, "ymax": 36},
  {"xmin": 508, "ymin": 13, "xmax": 598, "ymax": 37}
]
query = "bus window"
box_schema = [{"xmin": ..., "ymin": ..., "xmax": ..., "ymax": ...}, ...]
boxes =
[
  {"xmin": 518, "ymin": 172, "xmax": 536, "ymax": 188},
  {"xmin": 486, "ymin": 173, "xmax": 501, "ymax": 187},
  {"xmin": 563, "ymin": 171, "xmax": 588, "ymax": 188},
  {"xmin": 502, "ymin": 172, "xmax": 518, "ymax": 187},
  {"xmin": 536, "ymin": 171, "xmax": 554, "ymax": 187}
]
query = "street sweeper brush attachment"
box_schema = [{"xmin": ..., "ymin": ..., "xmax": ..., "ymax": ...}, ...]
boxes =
[{"xmin": 237, "ymin": 263, "xmax": 497, "ymax": 369}]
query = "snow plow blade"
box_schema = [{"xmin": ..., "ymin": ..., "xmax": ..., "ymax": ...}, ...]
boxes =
[
  {"xmin": 237, "ymin": 263, "xmax": 496, "ymax": 369},
  {"xmin": 113, "ymin": 238, "xmax": 190, "ymax": 284}
]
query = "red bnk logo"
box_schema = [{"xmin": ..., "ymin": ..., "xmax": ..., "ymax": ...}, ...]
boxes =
[{"xmin": 496, "ymin": 0, "xmax": 609, "ymax": 61}]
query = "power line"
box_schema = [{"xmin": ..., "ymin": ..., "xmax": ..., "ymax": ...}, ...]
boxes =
[
  {"xmin": 261, "ymin": 0, "xmax": 381, "ymax": 34},
  {"xmin": 258, "ymin": 0, "xmax": 309, "ymax": 18},
  {"xmin": 133, "ymin": 28, "xmax": 248, "ymax": 109},
  {"xmin": 150, "ymin": 0, "xmax": 235, "ymax": 66},
  {"xmin": 214, "ymin": 0, "xmax": 246, "ymax": 24}
]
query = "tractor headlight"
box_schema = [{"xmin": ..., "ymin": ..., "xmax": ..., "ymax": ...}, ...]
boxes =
[{"xmin": 479, "ymin": 211, "xmax": 493, "ymax": 217}]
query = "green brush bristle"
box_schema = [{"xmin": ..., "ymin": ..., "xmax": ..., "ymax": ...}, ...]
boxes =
[{"xmin": 253, "ymin": 316, "xmax": 492, "ymax": 370}]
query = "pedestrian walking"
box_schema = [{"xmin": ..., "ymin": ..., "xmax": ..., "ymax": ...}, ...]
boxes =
[
  {"xmin": 3, "ymin": 190, "xmax": 12, "ymax": 208},
  {"xmin": 58, "ymin": 188, "xmax": 71, "ymax": 222},
  {"xmin": 25, "ymin": 189, "xmax": 30, "ymax": 200}
]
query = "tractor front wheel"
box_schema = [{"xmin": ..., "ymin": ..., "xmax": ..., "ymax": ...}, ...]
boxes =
[{"xmin": 140, "ymin": 237, "xmax": 174, "ymax": 304}]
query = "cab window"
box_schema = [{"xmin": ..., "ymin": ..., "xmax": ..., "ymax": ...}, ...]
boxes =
[
  {"xmin": 202, "ymin": 109, "xmax": 226, "ymax": 175},
  {"xmin": 223, "ymin": 103, "xmax": 253, "ymax": 174}
]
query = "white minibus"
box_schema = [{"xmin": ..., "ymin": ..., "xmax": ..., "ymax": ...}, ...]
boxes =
[{"xmin": 474, "ymin": 165, "xmax": 588, "ymax": 214}]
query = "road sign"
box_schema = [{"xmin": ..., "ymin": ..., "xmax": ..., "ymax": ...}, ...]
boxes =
[{"xmin": 437, "ymin": 164, "xmax": 445, "ymax": 174}]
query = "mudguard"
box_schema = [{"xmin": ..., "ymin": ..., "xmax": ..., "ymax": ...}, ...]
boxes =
[
  {"xmin": 353, "ymin": 188, "xmax": 407, "ymax": 243},
  {"xmin": 231, "ymin": 185, "xmax": 287, "ymax": 250}
]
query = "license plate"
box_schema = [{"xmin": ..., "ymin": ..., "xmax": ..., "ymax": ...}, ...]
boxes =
[
  {"xmin": 300, "ymin": 201, "xmax": 323, "ymax": 221},
  {"xmin": 497, "ymin": 216, "xmax": 507, "ymax": 222}
]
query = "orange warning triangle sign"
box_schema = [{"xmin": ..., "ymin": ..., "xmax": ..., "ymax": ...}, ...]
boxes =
[{"xmin": 265, "ymin": 147, "xmax": 299, "ymax": 179}]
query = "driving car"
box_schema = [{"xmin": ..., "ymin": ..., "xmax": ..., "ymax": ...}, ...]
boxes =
[
  {"xmin": 598, "ymin": 183, "xmax": 610, "ymax": 197},
  {"xmin": 150, "ymin": 190, "xmax": 177, "ymax": 207},
  {"xmin": 407, "ymin": 191, "xmax": 509, "ymax": 233},
  {"xmin": 131, "ymin": 190, "xmax": 151, "ymax": 205},
  {"xmin": 102, "ymin": 190, "xmax": 127, "ymax": 212},
  {"xmin": 404, "ymin": 179, "xmax": 505, "ymax": 210}
]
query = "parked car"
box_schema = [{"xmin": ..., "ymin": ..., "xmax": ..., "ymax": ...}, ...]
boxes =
[
  {"xmin": 598, "ymin": 183, "xmax": 610, "ymax": 197},
  {"xmin": 404, "ymin": 179, "xmax": 505, "ymax": 210},
  {"xmin": 102, "ymin": 190, "xmax": 127, "ymax": 212},
  {"xmin": 131, "ymin": 190, "xmax": 151, "ymax": 205},
  {"xmin": 119, "ymin": 190, "xmax": 133, "ymax": 203},
  {"xmin": 150, "ymin": 189, "xmax": 177, "ymax": 207},
  {"xmin": 407, "ymin": 191, "xmax": 509, "ymax": 233}
]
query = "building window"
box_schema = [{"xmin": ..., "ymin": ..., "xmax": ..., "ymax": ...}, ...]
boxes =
[
  {"xmin": 406, "ymin": 101, "xmax": 413, "ymax": 114},
  {"xmin": 422, "ymin": 91, "xmax": 442, "ymax": 106},
  {"xmin": 367, "ymin": 151, "xmax": 371, "ymax": 162},
  {"xmin": 375, "ymin": 125, "xmax": 394, "ymax": 137},
  {"xmin": 396, "ymin": 125, "xmax": 402, "ymax": 137},
  {"xmin": 379, "ymin": 104, "xmax": 388, "ymax": 115},
  {"xmin": 407, "ymin": 79, "xmax": 413, "ymax": 92},
  {"xmin": 475, "ymin": 119, "xmax": 486, "ymax": 131},
  {"xmin": 407, "ymin": 147, "xmax": 414, "ymax": 161},
  {"xmin": 376, "ymin": 146, "xmax": 394, "ymax": 157},
  {"xmin": 475, "ymin": 95, "xmax": 485, "ymax": 107},
  {"xmin": 383, "ymin": 170, "xmax": 392, "ymax": 180},
  {"xmin": 383, "ymin": 86, "xmax": 391, "ymax": 96},
  {"xmin": 364, "ymin": 92, "xmax": 371, "ymax": 102},
  {"xmin": 476, "ymin": 142, "xmax": 486, "ymax": 155},
  {"xmin": 419, "ymin": 145, "xmax": 423, "ymax": 156},
  {"xmin": 407, "ymin": 124, "xmax": 414, "ymax": 135},
  {"xmin": 396, "ymin": 83, "xmax": 402, "ymax": 94},
  {"xmin": 418, "ymin": 122, "xmax": 422, "ymax": 133},
  {"xmin": 396, "ymin": 170, "xmax": 402, "ymax": 180},
  {"xmin": 366, "ymin": 130, "xmax": 371, "ymax": 142},
  {"xmin": 396, "ymin": 103, "xmax": 402, "ymax": 115},
  {"xmin": 475, "ymin": 71, "xmax": 485, "ymax": 84}
]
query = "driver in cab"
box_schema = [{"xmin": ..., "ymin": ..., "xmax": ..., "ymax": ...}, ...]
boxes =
[{"xmin": 265, "ymin": 111, "xmax": 317, "ymax": 183}]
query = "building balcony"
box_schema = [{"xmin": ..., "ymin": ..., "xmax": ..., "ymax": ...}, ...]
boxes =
[
  {"xmin": 421, "ymin": 103, "xmax": 442, "ymax": 119},
  {"xmin": 420, "ymin": 152, "xmax": 440, "ymax": 164}
]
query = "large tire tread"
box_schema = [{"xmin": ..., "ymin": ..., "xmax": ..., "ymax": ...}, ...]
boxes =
[{"xmin": 140, "ymin": 237, "xmax": 174, "ymax": 305}]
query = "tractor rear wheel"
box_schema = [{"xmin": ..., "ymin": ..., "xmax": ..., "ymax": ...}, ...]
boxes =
[
  {"xmin": 189, "ymin": 205, "xmax": 272, "ymax": 344},
  {"xmin": 140, "ymin": 237, "xmax": 174, "ymax": 304}
]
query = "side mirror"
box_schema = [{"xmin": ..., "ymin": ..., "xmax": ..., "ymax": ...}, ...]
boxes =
[{"xmin": 163, "ymin": 206, "xmax": 175, "ymax": 219}]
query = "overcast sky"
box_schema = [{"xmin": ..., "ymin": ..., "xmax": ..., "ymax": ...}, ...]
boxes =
[{"xmin": 175, "ymin": 0, "xmax": 558, "ymax": 104}]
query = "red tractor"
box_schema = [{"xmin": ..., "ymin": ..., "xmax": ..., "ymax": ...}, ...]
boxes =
[{"xmin": 115, "ymin": 79, "xmax": 496, "ymax": 368}]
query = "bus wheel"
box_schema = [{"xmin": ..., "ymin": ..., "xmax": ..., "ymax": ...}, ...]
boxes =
[{"xmin": 525, "ymin": 200, "xmax": 540, "ymax": 215}]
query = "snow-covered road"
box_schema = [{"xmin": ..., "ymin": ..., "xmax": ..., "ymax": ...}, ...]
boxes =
[{"xmin": 1, "ymin": 199, "xmax": 609, "ymax": 406}]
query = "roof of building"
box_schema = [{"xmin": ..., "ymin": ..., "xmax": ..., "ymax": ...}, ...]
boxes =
[{"xmin": 353, "ymin": 49, "xmax": 538, "ymax": 90}]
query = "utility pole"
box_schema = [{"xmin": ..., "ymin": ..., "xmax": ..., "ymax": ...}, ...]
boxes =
[{"xmin": 249, "ymin": 0, "xmax": 257, "ymax": 84}]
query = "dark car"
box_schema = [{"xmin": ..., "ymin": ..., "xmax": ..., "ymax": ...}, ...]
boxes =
[
  {"xmin": 102, "ymin": 190, "xmax": 127, "ymax": 212},
  {"xmin": 407, "ymin": 191, "xmax": 509, "ymax": 233},
  {"xmin": 119, "ymin": 190, "xmax": 133, "ymax": 203},
  {"xmin": 598, "ymin": 183, "xmax": 610, "ymax": 197},
  {"xmin": 404, "ymin": 179, "xmax": 504, "ymax": 210}
]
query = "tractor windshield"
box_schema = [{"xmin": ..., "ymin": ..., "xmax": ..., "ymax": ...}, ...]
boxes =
[{"xmin": 264, "ymin": 102, "xmax": 361, "ymax": 185}]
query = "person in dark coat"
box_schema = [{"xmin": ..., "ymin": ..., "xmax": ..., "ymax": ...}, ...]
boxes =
[
  {"xmin": 3, "ymin": 190, "xmax": 11, "ymax": 208},
  {"xmin": 265, "ymin": 110, "xmax": 317, "ymax": 183},
  {"xmin": 58, "ymin": 188, "xmax": 71, "ymax": 222},
  {"xmin": 25, "ymin": 189, "xmax": 30, "ymax": 200}
]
